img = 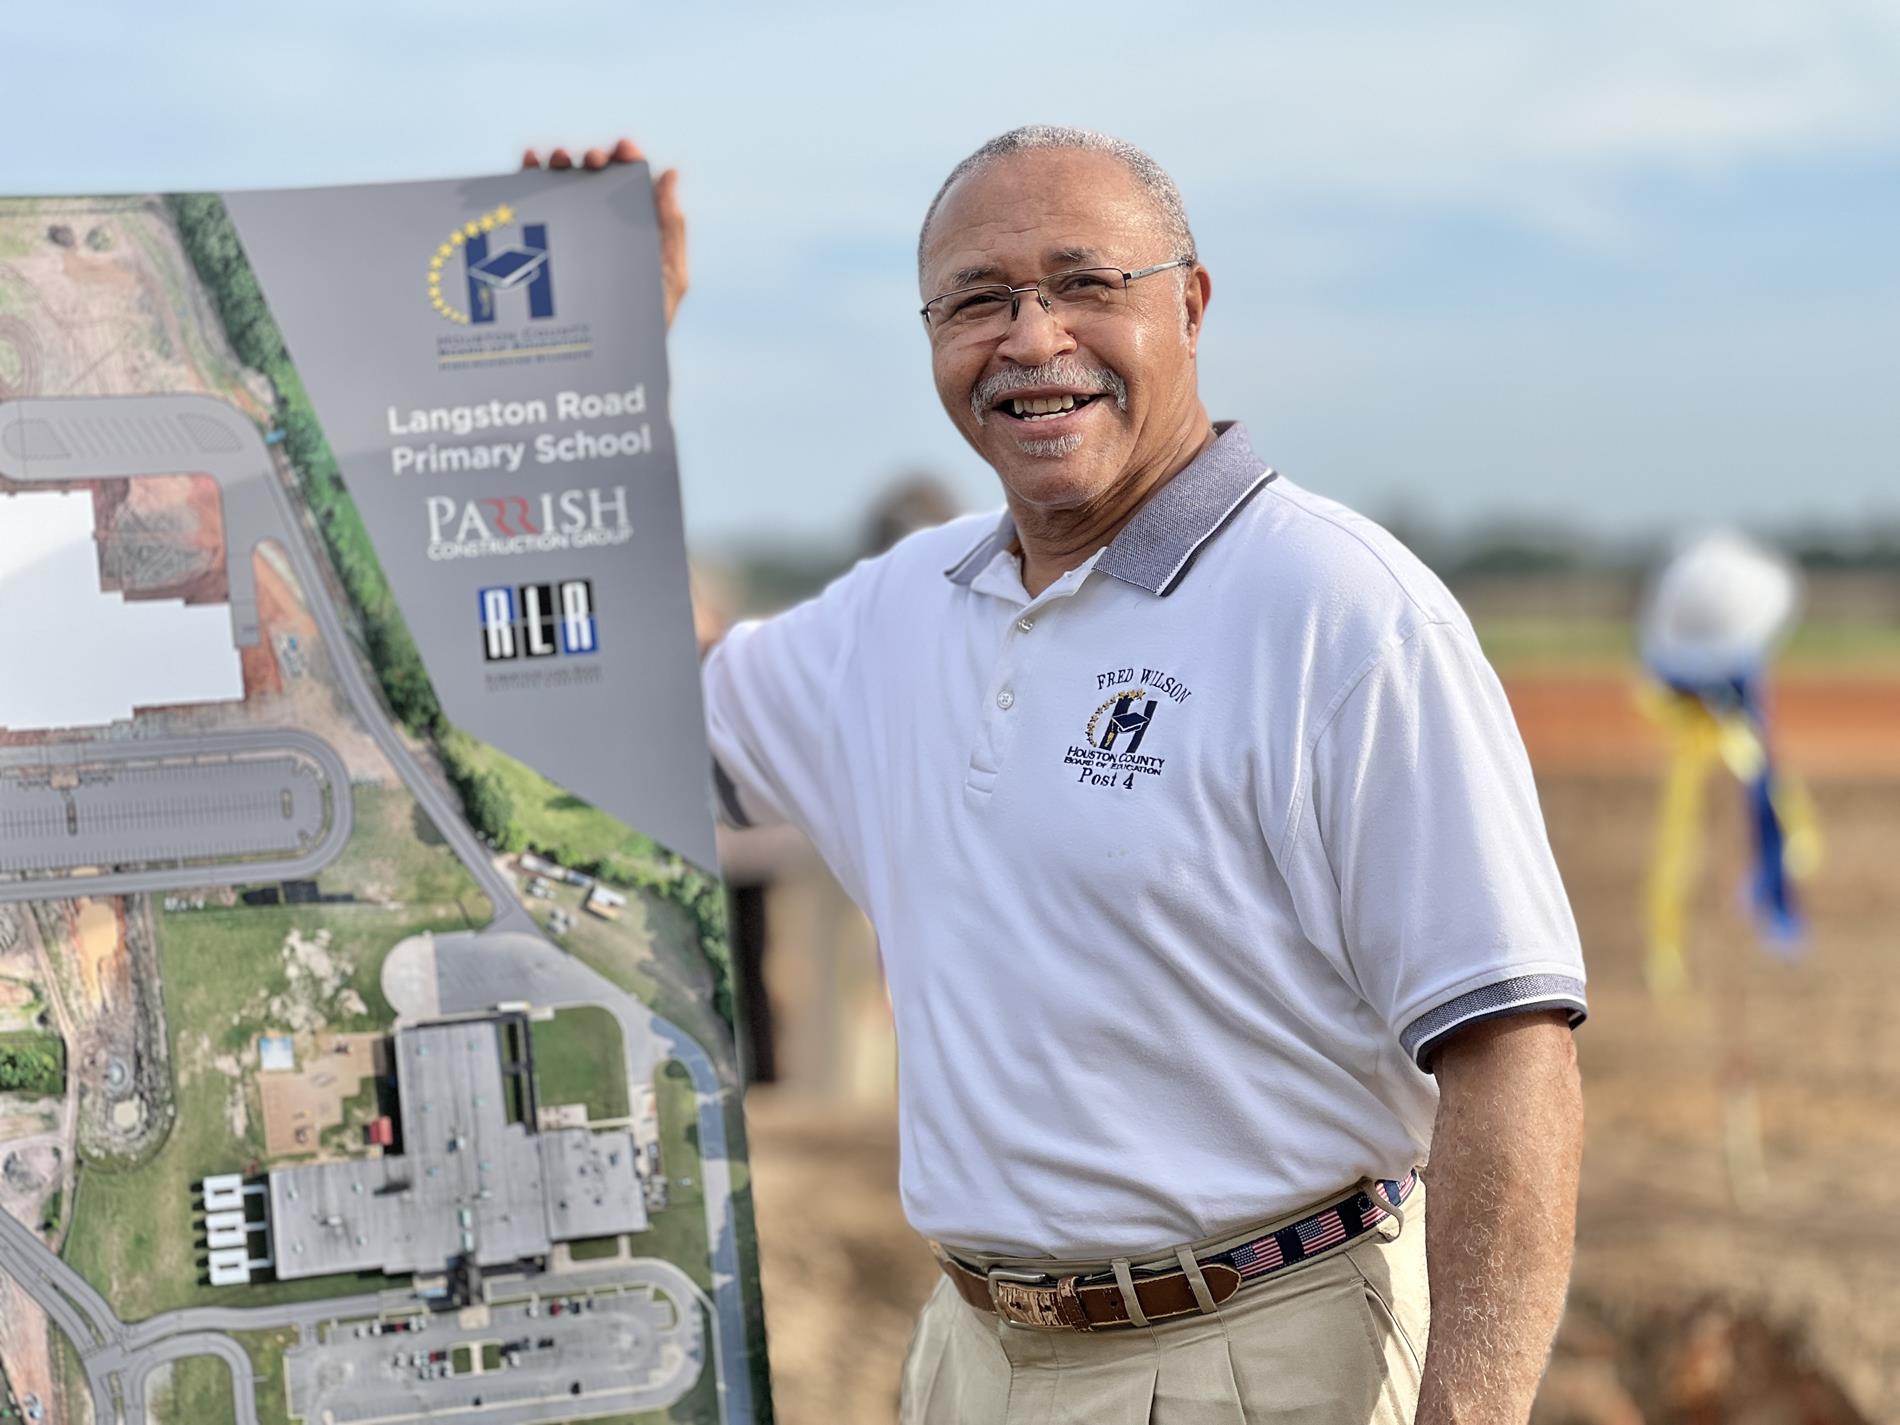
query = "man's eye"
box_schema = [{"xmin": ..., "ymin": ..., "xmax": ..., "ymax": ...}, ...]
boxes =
[
  {"xmin": 948, "ymin": 291, "xmax": 1006, "ymax": 317},
  {"xmin": 1052, "ymin": 273, "xmax": 1114, "ymax": 296}
]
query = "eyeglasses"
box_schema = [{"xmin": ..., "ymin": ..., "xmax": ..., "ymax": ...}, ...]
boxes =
[{"xmin": 920, "ymin": 259, "xmax": 1194, "ymax": 340}]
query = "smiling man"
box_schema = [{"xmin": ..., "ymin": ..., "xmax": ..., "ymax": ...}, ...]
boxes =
[{"xmin": 545, "ymin": 126, "xmax": 1587, "ymax": 1424}]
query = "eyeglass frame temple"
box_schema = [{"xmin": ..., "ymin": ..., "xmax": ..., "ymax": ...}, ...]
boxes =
[{"xmin": 919, "ymin": 256, "xmax": 1196, "ymax": 326}]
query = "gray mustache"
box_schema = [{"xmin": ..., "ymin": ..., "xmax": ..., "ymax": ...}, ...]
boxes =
[{"xmin": 971, "ymin": 361, "xmax": 1127, "ymax": 425}]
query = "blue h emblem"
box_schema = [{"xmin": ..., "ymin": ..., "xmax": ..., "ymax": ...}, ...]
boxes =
[{"xmin": 464, "ymin": 223, "xmax": 554, "ymax": 325}]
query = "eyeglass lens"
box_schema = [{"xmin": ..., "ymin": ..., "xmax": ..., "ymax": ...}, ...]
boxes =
[{"xmin": 927, "ymin": 268, "xmax": 1131, "ymax": 335}]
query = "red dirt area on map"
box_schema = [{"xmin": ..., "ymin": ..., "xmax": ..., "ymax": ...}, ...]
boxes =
[
  {"xmin": 88, "ymin": 473, "xmax": 228, "ymax": 606},
  {"xmin": 1503, "ymin": 674, "xmax": 1900, "ymax": 778},
  {"xmin": 240, "ymin": 553, "xmax": 317, "ymax": 700}
]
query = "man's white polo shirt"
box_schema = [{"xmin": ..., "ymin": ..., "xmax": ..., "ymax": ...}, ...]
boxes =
[{"xmin": 704, "ymin": 422, "xmax": 1586, "ymax": 1259}]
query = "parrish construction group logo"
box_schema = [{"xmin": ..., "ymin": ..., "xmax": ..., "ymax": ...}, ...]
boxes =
[
  {"xmin": 428, "ymin": 204, "xmax": 554, "ymax": 326},
  {"xmin": 478, "ymin": 580, "xmax": 597, "ymax": 662}
]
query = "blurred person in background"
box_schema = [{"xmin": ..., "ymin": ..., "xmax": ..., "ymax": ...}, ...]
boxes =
[
  {"xmin": 863, "ymin": 473, "xmax": 962, "ymax": 557},
  {"xmin": 534, "ymin": 128, "xmax": 1587, "ymax": 1425}
]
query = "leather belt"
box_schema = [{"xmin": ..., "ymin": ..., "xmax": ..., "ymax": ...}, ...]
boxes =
[{"xmin": 937, "ymin": 1171, "xmax": 1417, "ymax": 1332}]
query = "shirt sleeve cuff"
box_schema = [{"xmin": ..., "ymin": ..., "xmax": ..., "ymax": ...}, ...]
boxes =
[{"xmin": 1400, "ymin": 974, "xmax": 1588, "ymax": 1072}]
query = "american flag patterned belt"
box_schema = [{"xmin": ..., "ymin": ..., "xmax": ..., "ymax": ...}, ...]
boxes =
[
  {"xmin": 1222, "ymin": 1169, "xmax": 1418, "ymax": 1283},
  {"xmin": 938, "ymin": 1169, "xmax": 1423, "ymax": 1332}
]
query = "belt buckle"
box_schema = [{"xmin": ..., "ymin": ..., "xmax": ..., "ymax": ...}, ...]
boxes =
[
  {"xmin": 988, "ymin": 1267, "xmax": 1096, "ymax": 1331},
  {"xmin": 986, "ymin": 1267, "xmax": 1071, "ymax": 1329}
]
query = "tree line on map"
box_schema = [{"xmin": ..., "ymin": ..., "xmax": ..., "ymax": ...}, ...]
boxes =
[
  {"xmin": 0, "ymin": 1030, "xmax": 67, "ymax": 1096},
  {"xmin": 168, "ymin": 194, "xmax": 734, "ymax": 1031}
]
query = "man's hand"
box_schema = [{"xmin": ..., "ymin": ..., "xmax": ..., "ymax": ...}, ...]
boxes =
[
  {"xmin": 523, "ymin": 138, "xmax": 687, "ymax": 328},
  {"xmin": 1415, "ymin": 1012, "xmax": 1583, "ymax": 1424}
]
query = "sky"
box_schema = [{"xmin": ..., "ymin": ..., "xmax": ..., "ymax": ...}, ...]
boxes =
[{"xmin": 7, "ymin": 0, "xmax": 1900, "ymax": 550}]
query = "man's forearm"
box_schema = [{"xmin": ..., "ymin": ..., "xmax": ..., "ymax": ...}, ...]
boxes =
[{"xmin": 1415, "ymin": 1013, "xmax": 1583, "ymax": 1424}]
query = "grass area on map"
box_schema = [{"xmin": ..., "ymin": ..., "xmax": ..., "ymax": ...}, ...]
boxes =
[
  {"xmin": 321, "ymin": 785, "xmax": 494, "ymax": 917},
  {"xmin": 63, "ymin": 892, "xmax": 475, "ymax": 1319},
  {"xmin": 666, "ymin": 1351, "xmax": 722, "ymax": 1425},
  {"xmin": 634, "ymin": 1057, "xmax": 768, "ymax": 1425},
  {"xmin": 568, "ymin": 1235, "xmax": 624, "ymax": 1261},
  {"xmin": 640, "ymin": 1061, "xmax": 711, "ymax": 1294},
  {"xmin": 1475, "ymin": 616, "xmax": 1900, "ymax": 674},
  {"xmin": 147, "ymin": 1352, "xmax": 232, "ymax": 1425},
  {"xmin": 531, "ymin": 1005, "xmax": 631, "ymax": 1122},
  {"xmin": 234, "ymin": 1327, "xmax": 299, "ymax": 1425},
  {"xmin": 441, "ymin": 730, "xmax": 660, "ymax": 878},
  {"xmin": 520, "ymin": 875, "xmax": 662, "ymax": 1000}
]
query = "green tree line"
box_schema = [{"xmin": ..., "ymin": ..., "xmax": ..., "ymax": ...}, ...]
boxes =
[{"xmin": 169, "ymin": 193, "xmax": 443, "ymax": 736}]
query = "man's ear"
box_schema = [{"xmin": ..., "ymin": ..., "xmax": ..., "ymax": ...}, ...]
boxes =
[{"xmin": 1185, "ymin": 265, "xmax": 1212, "ymax": 355}]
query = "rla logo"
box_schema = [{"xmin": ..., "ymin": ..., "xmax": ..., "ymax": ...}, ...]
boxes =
[
  {"xmin": 429, "ymin": 204, "xmax": 554, "ymax": 326},
  {"xmin": 479, "ymin": 581, "xmax": 596, "ymax": 661}
]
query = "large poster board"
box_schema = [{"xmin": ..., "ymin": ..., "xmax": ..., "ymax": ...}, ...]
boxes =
[{"xmin": 0, "ymin": 172, "xmax": 767, "ymax": 1425}]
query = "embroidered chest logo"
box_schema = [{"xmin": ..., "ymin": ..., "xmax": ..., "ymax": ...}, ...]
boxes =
[{"xmin": 1064, "ymin": 667, "xmax": 1193, "ymax": 790}]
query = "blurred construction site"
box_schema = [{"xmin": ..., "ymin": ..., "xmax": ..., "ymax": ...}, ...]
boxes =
[{"xmin": 714, "ymin": 492, "xmax": 1900, "ymax": 1425}]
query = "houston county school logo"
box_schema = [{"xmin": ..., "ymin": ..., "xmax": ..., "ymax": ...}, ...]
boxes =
[
  {"xmin": 428, "ymin": 204, "xmax": 553, "ymax": 326},
  {"xmin": 1064, "ymin": 667, "xmax": 1193, "ymax": 790},
  {"xmin": 479, "ymin": 580, "xmax": 596, "ymax": 662}
]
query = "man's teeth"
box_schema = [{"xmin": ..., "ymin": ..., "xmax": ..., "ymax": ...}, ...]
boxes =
[{"xmin": 1009, "ymin": 394, "xmax": 1083, "ymax": 418}]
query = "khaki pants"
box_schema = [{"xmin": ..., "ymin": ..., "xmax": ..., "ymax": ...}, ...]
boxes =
[{"xmin": 900, "ymin": 1185, "xmax": 1429, "ymax": 1425}]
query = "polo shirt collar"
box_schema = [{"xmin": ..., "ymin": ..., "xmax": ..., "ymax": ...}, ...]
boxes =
[{"xmin": 943, "ymin": 421, "xmax": 1276, "ymax": 598}]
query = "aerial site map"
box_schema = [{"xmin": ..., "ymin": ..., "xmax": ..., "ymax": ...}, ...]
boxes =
[{"xmin": 0, "ymin": 171, "xmax": 767, "ymax": 1425}]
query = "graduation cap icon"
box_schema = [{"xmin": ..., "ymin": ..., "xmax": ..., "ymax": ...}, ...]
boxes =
[{"xmin": 467, "ymin": 246, "xmax": 550, "ymax": 291}]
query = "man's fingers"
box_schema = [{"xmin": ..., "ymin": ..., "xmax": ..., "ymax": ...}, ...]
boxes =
[
  {"xmin": 655, "ymin": 169, "xmax": 684, "ymax": 234},
  {"xmin": 526, "ymin": 139, "xmax": 645, "ymax": 174},
  {"xmin": 654, "ymin": 168, "xmax": 688, "ymax": 328},
  {"xmin": 655, "ymin": 169, "xmax": 687, "ymax": 273},
  {"xmin": 519, "ymin": 141, "xmax": 683, "ymax": 325}
]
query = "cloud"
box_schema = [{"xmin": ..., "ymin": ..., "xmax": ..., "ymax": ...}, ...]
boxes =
[{"xmin": 16, "ymin": 3, "xmax": 1900, "ymax": 226}]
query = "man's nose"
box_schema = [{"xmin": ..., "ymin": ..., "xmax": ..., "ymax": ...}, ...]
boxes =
[{"xmin": 995, "ymin": 291, "xmax": 1075, "ymax": 368}]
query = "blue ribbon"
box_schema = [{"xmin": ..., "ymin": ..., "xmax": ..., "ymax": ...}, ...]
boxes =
[{"xmin": 1664, "ymin": 671, "xmax": 1804, "ymax": 953}]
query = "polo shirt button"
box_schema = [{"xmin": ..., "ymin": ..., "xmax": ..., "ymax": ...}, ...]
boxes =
[
  {"xmin": 996, "ymin": 690, "xmax": 1015, "ymax": 710},
  {"xmin": 1016, "ymin": 617, "xmax": 1035, "ymax": 633}
]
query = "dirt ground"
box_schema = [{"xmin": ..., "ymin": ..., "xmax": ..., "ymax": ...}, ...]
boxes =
[
  {"xmin": 0, "ymin": 1276, "xmax": 56, "ymax": 1425},
  {"xmin": 257, "ymin": 1032, "xmax": 381, "ymax": 1158},
  {"xmin": 1503, "ymin": 672, "xmax": 1900, "ymax": 778},
  {"xmin": 68, "ymin": 900, "xmax": 125, "ymax": 1015},
  {"xmin": 744, "ymin": 671, "xmax": 1900, "ymax": 1424}
]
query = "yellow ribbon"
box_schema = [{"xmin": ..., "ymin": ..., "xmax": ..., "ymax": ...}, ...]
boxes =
[
  {"xmin": 1638, "ymin": 681, "xmax": 1823, "ymax": 998},
  {"xmin": 1640, "ymin": 686, "xmax": 1722, "ymax": 998}
]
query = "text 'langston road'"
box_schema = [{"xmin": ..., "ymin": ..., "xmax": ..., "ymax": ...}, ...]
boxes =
[{"xmin": 387, "ymin": 386, "xmax": 652, "ymax": 476}]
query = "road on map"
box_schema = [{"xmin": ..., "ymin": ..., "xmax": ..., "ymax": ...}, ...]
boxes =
[{"xmin": 0, "ymin": 729, "xmax": 351, "ymax": 902}]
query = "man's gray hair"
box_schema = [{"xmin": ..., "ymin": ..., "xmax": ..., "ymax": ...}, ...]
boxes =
[{"xmin": 917, "ymin": 125, "xmax": 1197, "ymax": 285}]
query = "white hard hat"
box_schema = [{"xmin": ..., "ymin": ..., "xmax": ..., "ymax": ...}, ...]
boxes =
[{"xmin": 1640, "ymin": 529, "xmax": 1801, "ymax": 686}]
